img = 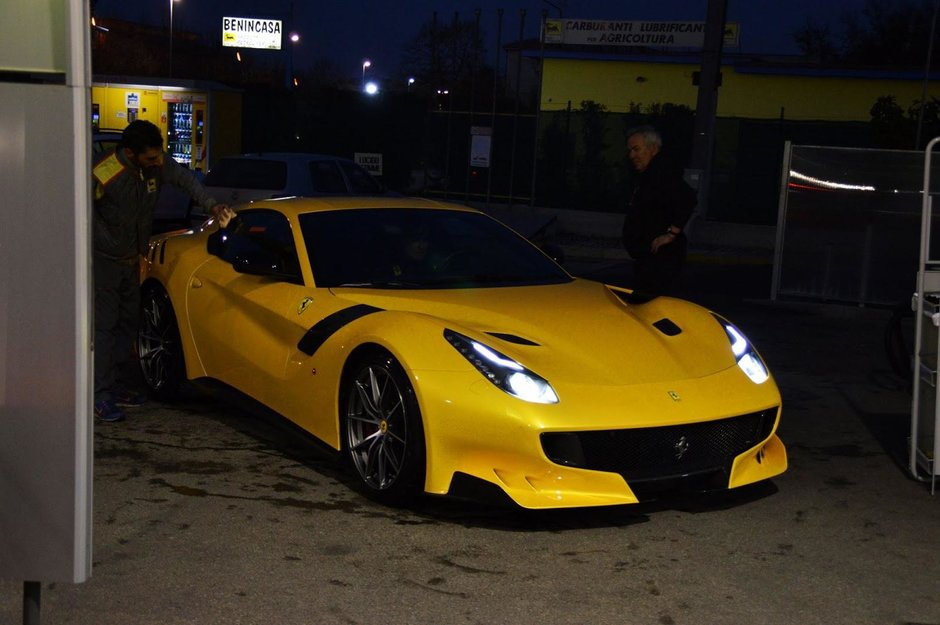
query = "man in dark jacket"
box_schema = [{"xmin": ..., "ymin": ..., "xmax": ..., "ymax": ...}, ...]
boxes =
[
  {"xmin": 92, "ymin": 120, "xmax": 226, "ymax": 422},
  {"xmin": 621, "ymin": 125, "xmax": 697, "ymax": 296}
]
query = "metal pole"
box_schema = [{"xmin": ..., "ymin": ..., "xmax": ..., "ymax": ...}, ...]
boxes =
[
  {"xmin": 168, "ymin": 0, "xmax": 174, "ymax": 78},
  {"xmin": 910, "ymin": 136, "xmax": 940, "ymax": 482},
  {"xmin": 689, "ymin": 0, "xmax": 728, "ymax": 221},
  {"xmin": 507, "ymin": 9, "xmax": 526, "ymax": 207},
  {"xmin": 286, "ymin": 0, "xmax": 295, "ymax": 91},
  {"xmin": 529, "ymin": 9, "xmax": 548, "ymax": 207},
  {"xmin": 916, "ymin": 0, "xmax": 939, "ymax": 149},
  {"xmin": 485, "ymin": 9, "xmax": 503, "ymax": 208},
  {"xmin": 443, "ymin": 11, "xmax": 458, "ymax": 199},
  {"xmin": 464, "ymin": 9, "xmax": 481, "ymax": 202},
  {"xmin": 770, "ymin": 141, "xmax": 792, "ymax": 302},
  {"xmin": 23, "ymin": 581, "xmax": 40, "ymax": 625}
]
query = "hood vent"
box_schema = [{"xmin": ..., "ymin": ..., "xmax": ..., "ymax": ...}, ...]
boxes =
[
  {"xmin": 653, "ymin": 318, "xmax": 682, "ymax": 336},
  {"xmin": 610, "ymin": 288, "xmax": 658, "ymax": 305},
  {"xmin": 486, "ymin": 332, "xmax": 540, "ymax": 346}
]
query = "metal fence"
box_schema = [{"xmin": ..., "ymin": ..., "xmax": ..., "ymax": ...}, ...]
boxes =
[{"xmin": 772, "ymin": 143, "xmax": 940, "ymax": 307}]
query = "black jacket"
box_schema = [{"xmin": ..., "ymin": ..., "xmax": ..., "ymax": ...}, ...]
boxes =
[{"xmin": 621, "ymin": 156, "xmax": 696, "ymax": 259}]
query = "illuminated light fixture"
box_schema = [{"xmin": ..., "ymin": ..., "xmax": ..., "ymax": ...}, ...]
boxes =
[
  {"xmin": 444, "ymin": 329, "xmax": 559, "ymax": 404},
  {"xmin": 363, "ymin": 81, "xmax": 379, "ymax": 95},
  {"xmin": 290, "ymin": 32, "xmax": 300, "ymax": 43},
  {"xmin": 236, "ymin": 51, "xmax": 242, "ymax": 62},
  {"xmin": 714, "ymin": 315, "xmax": 770, "ymax": 385},
  {"xmin": 725, "ymin": 325, "xmax": 748, "ymax": 357},
  {"xmin": 789, "ymin": 169, "xmax": 876, "ymax": 192}
]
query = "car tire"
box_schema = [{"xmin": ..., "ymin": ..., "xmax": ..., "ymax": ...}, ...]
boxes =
[
  {"xmin": 137, "ymin": 284, "xmax": 185, "ymax": 400},
  {"xmin": 340, "ymin": 350, "xmax": 426, "ymax": 505}
]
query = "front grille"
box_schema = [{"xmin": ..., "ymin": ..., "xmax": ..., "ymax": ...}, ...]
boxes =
[{"xmin": 541, "ymin": 408, "xmax": 778, "ymax": 488}]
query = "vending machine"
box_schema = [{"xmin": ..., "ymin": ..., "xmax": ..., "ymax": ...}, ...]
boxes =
[
  {"xmin": 165, "ymin": 99, "xmax": 207, "ymax": 170},
  {"xmin": 91, "ymin": 80, "xmax": 241, "ymax": 172},
  {"xmin": 166, "ymin": 101, "xmax": 191, "ymax": 164}
]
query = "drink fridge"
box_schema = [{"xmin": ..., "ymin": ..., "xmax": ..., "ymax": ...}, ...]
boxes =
[{"xmin": 166, "ymin": 101, "xmax": 206, "ymax": 170}]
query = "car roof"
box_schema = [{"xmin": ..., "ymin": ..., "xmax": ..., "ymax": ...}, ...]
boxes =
[
  {"xmin": 239, "ymin": 195, "xmax": 478, "ymax": 218},
  {"xmin": 221, "ymin": 152, "xmax": 357, "ymax": 163}
]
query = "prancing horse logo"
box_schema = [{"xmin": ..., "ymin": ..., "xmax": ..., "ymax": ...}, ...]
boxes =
[
  {"xmin": 674, "ymin": 436, "xmax": 690, "ymax": 461},
  {"xmin": 667, "ymin": 390, "xmax": 681, "ymax": 401}
]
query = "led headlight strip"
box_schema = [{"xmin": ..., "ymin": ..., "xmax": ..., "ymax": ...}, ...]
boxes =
[
  {"xmin": 444, "ymin": 329, "xmax": 559, "ymax": 403},
  {"xmin": 712, "ymin": 314, "xmax": 769, "ymax": 384}
]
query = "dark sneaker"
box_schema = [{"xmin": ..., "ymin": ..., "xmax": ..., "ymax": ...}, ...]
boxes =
[
  {"xmin": 113, "ymin": 388, "xmax": 146, "ymax": 407},
  {"xmin": 94, "ymin": 399, "xmax": 126, "ymax": 422}
]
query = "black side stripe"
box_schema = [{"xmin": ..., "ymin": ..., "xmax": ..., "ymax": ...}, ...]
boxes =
[{"xmin": 297, "ymin": 304, "xmax": 383, "ymax": 356}]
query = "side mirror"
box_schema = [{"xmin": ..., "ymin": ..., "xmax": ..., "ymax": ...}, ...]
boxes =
[
  {"xmin": 231, "ymin": 249, "xmax": 299, "ymax": 283},
  {"xmin": 207, "ymin": 229, "xmax": 226, "ymax": 256}
]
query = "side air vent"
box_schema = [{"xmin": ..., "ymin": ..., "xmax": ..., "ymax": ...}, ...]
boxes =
[{"xmin": 486, "ymin": 332, "xmax": 540, "ymax": 346}]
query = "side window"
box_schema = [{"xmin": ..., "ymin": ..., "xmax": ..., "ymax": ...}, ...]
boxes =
[
  {"xmin": 339, "ymin": 160, "xmax": 383, "ymax": 194},
  {"xmin": 210, "ymin": 209, "xmax": 303, "ymax": 284},
  {"xmin": 204, "ymin": 158, "xmax": 287, "ymax": 190},
  {"xmin": 308, "ymin": 160, "xmax": 348, "ymax": 194}
]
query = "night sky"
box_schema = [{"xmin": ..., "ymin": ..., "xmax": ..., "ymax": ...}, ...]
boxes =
[{"xmin": 92, "ymin": 0, "xmax": 871, "ymax": 81}]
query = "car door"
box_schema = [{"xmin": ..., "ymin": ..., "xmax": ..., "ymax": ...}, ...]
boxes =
[{"xmin": 185, "ymin": 208, "xmax": 310, "ymax": 406}]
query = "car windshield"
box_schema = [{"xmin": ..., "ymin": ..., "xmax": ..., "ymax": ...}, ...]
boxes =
[
  {"xmin": 339, "ymin": 160, "xmax": 384, "ymax": 194},
  {"xmin": 299, "ymin": 207, "xmax": 571, "ymax": 289}
]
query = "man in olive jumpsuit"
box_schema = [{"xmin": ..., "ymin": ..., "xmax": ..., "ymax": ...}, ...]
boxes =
[{"xmin": 92, "ymin": 120, "xmax": 226, "ymax": 422}]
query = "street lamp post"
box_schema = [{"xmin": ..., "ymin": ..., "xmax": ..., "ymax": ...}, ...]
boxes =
[
  {"xmin": 168, "ymin": 0, "xmax": 177, "ymax": 78},
  {"xmin": 286, "ymin": 31, "xmax": 300, "ymax": 89},
  {"xmin": 361, "ymin": 59, "xmax": 371, "ymax": 89}
]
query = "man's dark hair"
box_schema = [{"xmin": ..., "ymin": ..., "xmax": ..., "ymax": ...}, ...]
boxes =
[{"xmin": 121, "ymin": 120, "xmax": 163, "ymax": 154}]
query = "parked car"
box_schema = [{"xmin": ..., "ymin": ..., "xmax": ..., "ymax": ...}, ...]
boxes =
[
  {"xmin": 137, "ymin": 196, "xmax": 786, "ymax": 509},
  {"xmin": 201, "ymin": 152, "xmax": 388, "ymax": 206},
  {"xmin": 91, "ymin": 128, "xmax": 122, "ymax": 155},
  {"xmin": 92, "ymin": 129, "xmax": 204, "ymax": 233}
]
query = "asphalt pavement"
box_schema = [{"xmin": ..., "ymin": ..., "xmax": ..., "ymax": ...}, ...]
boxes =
[{"xmin": 2, "ymin": 223, "xmax": 939, "ymax": 625}]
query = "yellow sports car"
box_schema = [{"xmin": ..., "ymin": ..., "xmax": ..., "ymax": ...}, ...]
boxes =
[{"xmin": 138, "ymin": 196, "xmax": 785, "ymax": 509}]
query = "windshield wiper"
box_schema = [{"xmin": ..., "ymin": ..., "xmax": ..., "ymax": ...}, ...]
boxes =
[{"xmin": 336, "ymin": 280, "xmax": 424, "ymax": 288}]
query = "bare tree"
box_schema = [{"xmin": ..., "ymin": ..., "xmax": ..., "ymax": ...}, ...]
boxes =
[
  {"xmin": 400, "ymin": 13, "xmax": 487, "ymax": 94},
  {"xmin": 792, "ymin": 17, "xmax": 839, "ymax": 63},
  {"xmin": 793, "ymin": 0, "xmax": 936, "ymax": 67}
]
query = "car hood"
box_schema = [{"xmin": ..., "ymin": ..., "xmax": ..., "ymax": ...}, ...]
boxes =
[{"xmin": 331, "ymin": 279, "xmax": 740, "ymax": 386}]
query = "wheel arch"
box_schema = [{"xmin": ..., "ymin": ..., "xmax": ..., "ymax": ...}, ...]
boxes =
[
  {"xmin": 139, "ymin": 276, "xmax": 205, "ymax": 381},
  {"xmin": 336, "ymin": 342, "xmax": 429, "ymax": 503}
]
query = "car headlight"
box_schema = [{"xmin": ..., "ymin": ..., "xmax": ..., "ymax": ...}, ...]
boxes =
[
  {"xmin": 713, "ymin": 315, "xmax": 769, "ymax": 384},
  {"xmin": 444, "ymin": 329, "xmax": 559, "ymax": 403}
]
